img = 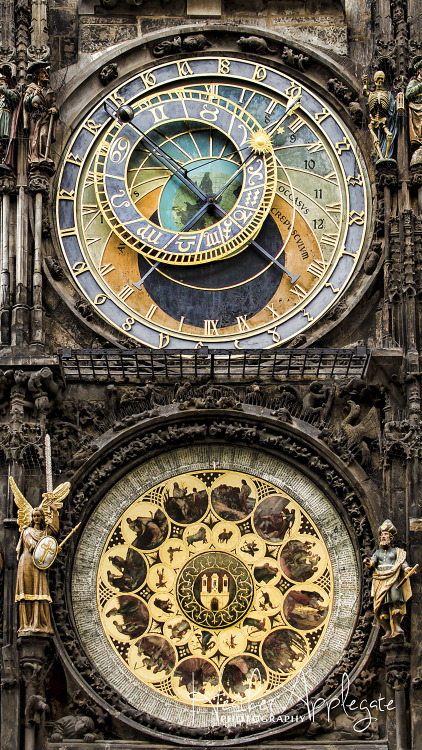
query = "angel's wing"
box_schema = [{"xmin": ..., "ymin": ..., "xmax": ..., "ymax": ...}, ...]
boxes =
[{"xmin": 9, "ymin": 477, "xmax": 33, "ymax": 532}]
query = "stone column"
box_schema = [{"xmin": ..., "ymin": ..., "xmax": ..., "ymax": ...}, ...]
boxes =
[
  {"xmin": 382, "ymin": 637, "xmax": 411, "ymax": 750},
  {"xmin": 28, "ymin": 168, "xmax": 52, "ymax": 351},
  {"xmin": 19, "ymin": 637, "xmax": 50, "ymax": 750},
  {"xmin": 0, "ymin": 172, "xmax": 16, "ymax": 344}
]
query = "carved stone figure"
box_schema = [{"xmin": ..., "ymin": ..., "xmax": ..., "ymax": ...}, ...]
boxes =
[
  {"xmin": 363, "ymin": 519, "xmax": 415, "ymax": 638},
  {"xmin": 362, "ymin": 71, "xmax": 397, "ymax": 161},
  {"xmin": 182, "ymin": 35, "xmax": 211, "ymax": 52},
  {"xmin": 0, "ymin": 72, "xmax": 19, "ymax": 165},
  {"xmin": 99, "ymin": 63, "xmax": 118, "ymax": 86},
  {"xmin": 405, "ymin": 60, "xmax": 422, "ymax": 164},
  {"xmin": 10, "ymin": 477, "xmax": 71, "ymax": 634},
  {"xmin": 152, "ymin": 34, "xmax": 211, "ymax": 58},
  {"xmin": 281, "ymin": 46, "xmax": 309, "ymax": 71},
  {"xmin": 24, "ymin": 67, "xmax": 58, "ymax": 164},
  {"xmin": 322, "ymin": 400, "xmax": 380, "ymax": 466},
  {"xmin": 302, "ymin": 381, "xmax": 334, "ymax": 421},
  {"xmin": 50, "ymin": 715, "xmax": 96, "ymax": 742},
  {"xmin": 237, "ymin": 36, "xmax": 276, "ymax": 55}
]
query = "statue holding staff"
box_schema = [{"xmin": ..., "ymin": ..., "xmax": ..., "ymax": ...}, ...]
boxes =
[
  {"xmin": 363, "ymin": 519, "xmax": 417, "ymax": 638},
  {"xmin": 405, "ymin": 60, "xmax": 422, "ymax": 164},
  {"xmin": 0, "ymin": 72, "xmax": 19, "ymax": 166},
  {"xmin": 24, "ymin": 66, "xmax": 58, "ymax": 164}
]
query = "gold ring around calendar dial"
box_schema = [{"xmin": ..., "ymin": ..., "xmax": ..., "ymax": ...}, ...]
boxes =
[{"xmin": 94, "ymin": 88, "xmax": 277, "ymax": 266}]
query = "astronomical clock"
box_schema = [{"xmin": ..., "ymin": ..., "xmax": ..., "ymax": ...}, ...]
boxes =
[
  {"xmin": 56, "ymin": 56, "xmax": 370, "ymax": 349},
  {"xmin": 49, "ymin": 46, "xmax": 374, "ymax": 747}
]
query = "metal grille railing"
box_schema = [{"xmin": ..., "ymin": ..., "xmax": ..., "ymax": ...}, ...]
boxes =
[{"xmin": 58, "ymin": 347, "xmax": 370, "ymax": 383}]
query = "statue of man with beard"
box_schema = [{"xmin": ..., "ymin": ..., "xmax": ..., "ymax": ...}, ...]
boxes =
[{"xmin": 363, "ymin": 520, "xmax": 415, "ymax": 638}]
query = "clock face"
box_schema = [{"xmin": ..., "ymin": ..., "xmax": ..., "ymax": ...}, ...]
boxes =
[
  {"xmin": 72, "ymin": 446, "xmax": 359, "ymax": 730},
  {"xmin": 56, "ymin": 57, "xmax": 370, "ymax": 349}
]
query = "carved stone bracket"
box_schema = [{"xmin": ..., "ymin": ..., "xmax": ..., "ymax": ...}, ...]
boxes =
[
  {"xmin": 0, "ymin": 46, "xmax": 16, "ymax": 78},
  {"xmin": 0, "ymin": 170, "xmax": 16, "ymax": 194},
  {"xmin": 381, "ymin": 637, "xmax": 411, "ymax": 689},
  {"xmin": 26, "ymin": 44, "xmax": 50, "ymax": 69},
  {"xmin": 19, "ymin": 637, "xmax": 51, "ymax": 750},
  {"xmin": 50, "ymin": 411, "xmax": 376, "ymax": 742},
  {"xmin": 27, "ymin": 166, "xmax": 54, "ymax": 195},
  {"xmin": 376, "ymin": 158, "xmax": 399, "ymax": 187}
]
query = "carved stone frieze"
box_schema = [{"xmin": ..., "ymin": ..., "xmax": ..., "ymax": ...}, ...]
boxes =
[
  {"xmin": 0, "ymin": 367, "xmax": 64, "ymax": 434},
  {"xmin": 320, "ymin": 400, "xmax": 381, "ymax": 467}
]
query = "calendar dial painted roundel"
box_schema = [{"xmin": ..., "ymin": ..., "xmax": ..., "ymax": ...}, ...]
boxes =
[{"xmin": 56, "ymin": 57, "xmax": 370, "ymax": 349}]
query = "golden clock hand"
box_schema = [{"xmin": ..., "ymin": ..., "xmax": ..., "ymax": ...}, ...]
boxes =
[
  {"xmin": 264, "ymin": 92, "xmax": 302, "ymax": 136},
  {"xmin": 108, "ymin": 103, "xmax": 210, "ymax": 203},
  {"xmin": 211, "ymin": 95, "xmax": 301, "ymax": 201}
]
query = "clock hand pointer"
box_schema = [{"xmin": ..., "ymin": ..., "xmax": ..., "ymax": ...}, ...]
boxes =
[
  {"xmin": 264, "ymin": 92, "xmax": 302, "ymax": 136},
  {"xmin": 132, "ymin": 203, "xmax": 211, "ymax": 290},
  {"xmin": 212, "ymin": 94, "xmax": 302, "ymax": 201},
  {"xmin": 249, "ymin": 238, "xmax": 300, "ymax": 284},
  {"xmin": 105, "ymin": 103, "xmax": 209, "ymax": 203},
  {"xmin": 212, "ymin": 203, "xmax": 300, "ymax": 284},
  {"xmin": 211, "ymin": 154, "xmax": 254, "ymax": 202}
]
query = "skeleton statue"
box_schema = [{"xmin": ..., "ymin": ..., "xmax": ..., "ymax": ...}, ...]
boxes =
[
  {"xmin": 362, "ymin": 71, "xmax": 397, "ymax": 160},
  {"xmin": 10, "ymin": 477, "xmax": 71, "ymax": 635}
]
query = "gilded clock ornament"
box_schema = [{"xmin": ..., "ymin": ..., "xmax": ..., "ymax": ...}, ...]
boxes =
[{"xmin": 57, "ymin": 57, "xmax": 370, "ymax": 348}]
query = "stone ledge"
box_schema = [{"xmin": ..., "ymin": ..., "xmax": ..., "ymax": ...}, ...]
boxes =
[{"xmin": 48, "ymin": 742, "xmax": 388, "ymax": 749}]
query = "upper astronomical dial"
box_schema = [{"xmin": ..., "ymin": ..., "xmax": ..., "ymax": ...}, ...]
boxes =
[
  {"xmin": 57, "ymin": 57, "xmax": 370, "ymax": 349},
  {"xmin": 94, "ymin": 88, "xmax": 277, "ymax": 265}
]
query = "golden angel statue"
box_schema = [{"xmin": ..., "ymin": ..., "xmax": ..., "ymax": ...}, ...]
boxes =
[{"xmin": 10, "ymin": 477, "xmax": 71, "ymax": 635}]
